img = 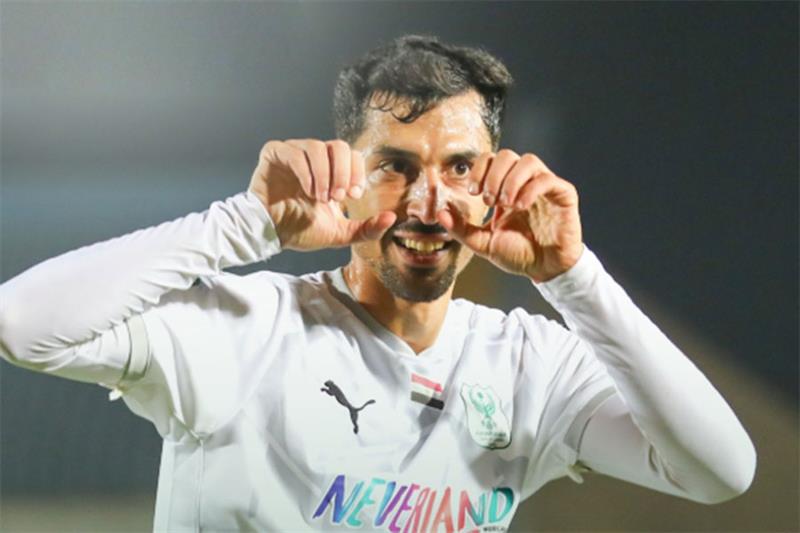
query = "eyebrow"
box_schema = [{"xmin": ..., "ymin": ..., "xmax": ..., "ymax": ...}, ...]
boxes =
[{"xmin": 371, "ymin": 145, "xmax": 481, "ymax": 164}]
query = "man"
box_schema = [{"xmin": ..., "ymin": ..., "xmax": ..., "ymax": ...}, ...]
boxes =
[{"xmin": 0, "ymin": 35, "xmax": 755, "ymax": 532}]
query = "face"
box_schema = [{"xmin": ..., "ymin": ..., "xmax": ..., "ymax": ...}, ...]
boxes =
[{"xmin": 346, "ymin": 90, "xmax": 492, "ymax": 302}]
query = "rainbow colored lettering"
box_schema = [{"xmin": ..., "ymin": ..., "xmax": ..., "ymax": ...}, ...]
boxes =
[{"xmin": 312, "ymin": 474, "xmax": 515, "ymax": 532}]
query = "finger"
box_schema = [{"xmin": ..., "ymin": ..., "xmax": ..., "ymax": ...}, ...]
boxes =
[
  {"xmin": 467, "ymin": 152, "xmax": 494, "ymax": 196},
  {"xmin": 496, "ymin": 154, "xmax": 542, "ymax": 208},
  {"xmin": 326, "ymin": 140, "xmax": 351, "ymax": 202},
  {"xmin": 437, "ymin": 204, "xmax": 492, "ymax": 257},
  {"xmin": 482, "ymin": 149, "xmax": 518, "ymax": 207},
  {"xmin": 262, "ymin": 141, "xmax": 314, "ymax": 198},
  {"xmin": 337, "ymin": 211, "xmax": 397, "ymax": 245},
  {"xmin": 515, "ymin": 172, "xmax": 577, "ymax": 210},
  {"xmin": 287, "ymin": 139, "xmax": 330, "ymax": 202},
  {"xmin": 349, "ymin": 149, "xmax": 366, "ymax": 199}
]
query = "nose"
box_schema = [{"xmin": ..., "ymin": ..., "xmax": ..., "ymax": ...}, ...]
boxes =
[{"xmin": 405, "ymin": 170, "xmax": 446, "ymax": 225}]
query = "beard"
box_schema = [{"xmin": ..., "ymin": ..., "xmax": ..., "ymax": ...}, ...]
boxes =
[
  {"xmin": 355, "ymin": 224, "xmax": 461, "ymax": 302},
  {"xmin": 374, "ymin": 253, "xmax": 458, "ymax": 302}
]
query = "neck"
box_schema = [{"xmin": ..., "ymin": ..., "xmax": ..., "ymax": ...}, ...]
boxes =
[{"xmin": 343, "ymin": 259, "xmax": 452, "ymax": 354}]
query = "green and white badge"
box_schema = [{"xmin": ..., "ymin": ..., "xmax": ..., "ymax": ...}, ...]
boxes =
[{"xmin": 460, "ymin": 383, "xmax": 511, "ymax": 449}]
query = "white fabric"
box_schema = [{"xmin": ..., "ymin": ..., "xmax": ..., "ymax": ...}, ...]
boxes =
[
  {"xmin": 0, "ymin": 192, "xmax": 756, "ymax": 532},
  {"xmin": 533, "ymin": 251, "xmax": 756, "ymax": 503}
]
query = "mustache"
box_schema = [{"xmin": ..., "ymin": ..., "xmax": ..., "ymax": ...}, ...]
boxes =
[{"xmin": 389, "ymin": 218, "xmax": 449, "ymax": 235}]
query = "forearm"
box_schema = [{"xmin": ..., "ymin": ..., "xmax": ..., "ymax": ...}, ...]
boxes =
[
  {"xmin": 0, "ymin": 192, "xmax": 279, "ymax": 377},
  {"xmin": 534, "ymin": 246, "xmax": 756, "ymax": 502}
]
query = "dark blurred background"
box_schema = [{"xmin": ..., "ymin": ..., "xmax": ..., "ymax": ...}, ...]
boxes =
[{"xmin": 1, "ymin": 2, "xmax": 797, "ymax": 531}]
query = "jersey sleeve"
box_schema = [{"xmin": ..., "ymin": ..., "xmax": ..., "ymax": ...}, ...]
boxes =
[
  {"xmin": 117, "ymin": 270, "xmax": 291, "ymax": 439},
  {"xmin": 514, "ymin": 310, "xmax": 618, "ymax": 498},
  {"xmin": 525, "ymin": 245, "xmax": 756, "ymax": 504},
  {"xmin": 0, "ymin": 191, "xmax": 281, "ymax": 435}
]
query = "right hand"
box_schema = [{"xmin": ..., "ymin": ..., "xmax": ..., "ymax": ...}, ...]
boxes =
[{"xmin": 248, "ymin": 139, "xmax": 396, "ymax": 251}]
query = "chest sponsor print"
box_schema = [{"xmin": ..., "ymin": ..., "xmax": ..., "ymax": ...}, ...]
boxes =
[{"xmin": 312, "ymin": 474, "xmax": 514, "ymax": 532}]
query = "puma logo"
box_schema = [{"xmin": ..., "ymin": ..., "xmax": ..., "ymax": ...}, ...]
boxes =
[{"xmin": 320, "ymin": 380, "xmax": 376, "ymax": 434}]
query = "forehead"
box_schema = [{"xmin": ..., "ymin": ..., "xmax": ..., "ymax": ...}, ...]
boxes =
[{"xmin": 354, "ymin": 90, "xmax": 492, "ymax": 156}]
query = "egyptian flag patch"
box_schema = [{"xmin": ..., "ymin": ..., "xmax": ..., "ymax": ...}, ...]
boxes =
[{"xmin": 410, "ymin": 372, "xmax": 444, "ymax": 410}]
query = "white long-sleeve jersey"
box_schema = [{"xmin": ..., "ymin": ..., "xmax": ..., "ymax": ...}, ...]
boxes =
[{"xmin": 0, "ymin": 192, "xmax": 755, "ymax": 532}]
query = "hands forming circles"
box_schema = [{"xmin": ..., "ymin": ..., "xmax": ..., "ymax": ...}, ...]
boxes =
[
  {"xmin": 247, "ymin": 139, "xmax": 583, "ymax": 281},
  {"xmin": 248, "ymin": 139, "xmax": 395, "ymax": 251},
  {"xmin": 281, "ymin": 139, "xmax": 367, "ymax": 203},
  {"xmin": 466, "ymin": 149, "xmax": 578, "ymax": 213},
  {"xmin": 256, "ymin": 139, "xmax": 367, "ymax": 203},
  {"xmin": 438, "ymin": 149, "xmax": 584, "ymax": 282}
]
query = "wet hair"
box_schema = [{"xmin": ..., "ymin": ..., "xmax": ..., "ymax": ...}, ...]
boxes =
[{"xmin": 333, "ymin": 34, "xmax": 513, "ymax": 150}]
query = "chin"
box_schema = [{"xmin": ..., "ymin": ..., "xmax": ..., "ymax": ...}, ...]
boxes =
[
  {"xmin": 377, "ymin": 250, "xmax": 458, "ymax": 302},
  {"xmin": 378, "ymin": 259, "xmax": 457, "ymax": 303},
  {"xmin": 352, "ymin": 235, "xmax": 466, "ymax": 303}
]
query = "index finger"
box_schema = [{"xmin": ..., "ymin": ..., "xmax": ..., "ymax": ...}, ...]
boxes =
[
  {"xmin": 468, "ymin": 152, "xmax": 494, "ymax": 195},
  {"xmin": 349, "ymin": 149, "xmax": 366, "ymax": 199},
  {"xmin": 437, "ymin": 201, "xmax": 492, "ymax": 257}
]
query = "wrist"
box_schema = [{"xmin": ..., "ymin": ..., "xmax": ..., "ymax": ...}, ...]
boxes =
[
  {"xmin": 241, "ymin": 190, "xmax": 283, "ymax": 254},
  {"xmin": 531, "ymin": 244, "xmax": 602, "ymax": 301},
  {"xmin": 527, "ymin": 244, "xmax": 586, "ymax": 283}
]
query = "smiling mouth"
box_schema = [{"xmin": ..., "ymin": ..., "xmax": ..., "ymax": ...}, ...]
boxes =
[
  {"xmin": 392, "ymin": 237, "xmax": 452, "ymax": 254},
  {"xmin": 392, "ymin": 237, "xmax": 453, "ymax": 253}
]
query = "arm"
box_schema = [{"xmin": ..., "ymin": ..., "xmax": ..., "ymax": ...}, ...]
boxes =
[
  {"xmin": 438, "ymin": 150, "xmax": 756, "ymax": 503},
  {"xmin": 0, "ymin": 139, "xmax": 392, "ymax": 392},
  {"xmin": 535, "ymin": 246, "xmax": 756, "ymax": 503},
  {"xmin": 0, "ymin": 192, "xmax": 280, "ymax": 389}
]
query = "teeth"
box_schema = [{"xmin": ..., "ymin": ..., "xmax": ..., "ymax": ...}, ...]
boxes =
[{"xmin": 401, "ymin": 238, "xmax": 445, "ymax": 253}]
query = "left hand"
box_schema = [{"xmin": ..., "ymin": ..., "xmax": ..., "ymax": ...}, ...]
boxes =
[{"xmin": 437, "ymin": 150, "xmax": 584, "ymax": 283}]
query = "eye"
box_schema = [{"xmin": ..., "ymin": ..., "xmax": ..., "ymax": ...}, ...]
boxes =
[
  {"xmin": 379, "ymin": 159, "xmax": 410, "ymax": 175},
  {"xmin": 451, "ymin": 160, "xmax": 472, "ymax": 179}
]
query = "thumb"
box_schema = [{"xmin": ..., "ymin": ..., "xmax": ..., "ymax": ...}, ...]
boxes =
[
  {"xmin": 337, "ymin": 211, "xmax": 397, "ymax": 245},
  {"xmin": 437, "ymin": 205, "xmax": 492, "ymax": 257}
]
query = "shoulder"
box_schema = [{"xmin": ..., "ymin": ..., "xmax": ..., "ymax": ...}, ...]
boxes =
[
  {"xmin": 452, "ymin": 298, "xmax": 507, "ymax": 331},
  {"xmin": 142, "ymin": 269, "xmax": 346, "ymax": 361},
  {"xmin": 453, "ymin": 298, "xmax": 576, "ymax": 360},
  {"xmin": 152, "ymin": 269, "xmax": 334, "ymax": 324},
  {"xmin": 450, "ymin": 300, "xmax": 526, "ymax": 354},
  {"xmin": 452, "ymin": 298, "xmax": 559, "ymax": 338},
  {"xmin": 167, "ymin": 269, "xmax": 329, "ymax": 301}
]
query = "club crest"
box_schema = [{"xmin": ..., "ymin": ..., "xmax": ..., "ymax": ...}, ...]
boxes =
[{"xmin": 460, "ymin": 383, "xmax": 511, "ymax": 449}]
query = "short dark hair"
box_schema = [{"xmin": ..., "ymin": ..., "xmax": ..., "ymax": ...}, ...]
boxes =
[{"xmin": 333, "ymin": 35, "xmax": 513, "ymax": 150}]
